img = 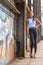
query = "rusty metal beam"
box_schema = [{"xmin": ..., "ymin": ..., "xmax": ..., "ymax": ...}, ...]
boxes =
[
  {"xmin": 0, "ymin": 0, "xmax": 20, "ymax": 14},
  {"xmin": 0, "ymin": 0, "xmax": 3, "ymax": 2}
]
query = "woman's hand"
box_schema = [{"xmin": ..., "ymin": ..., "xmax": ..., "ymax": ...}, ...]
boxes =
[
  {"xmin": 35, "ymin": 26, "xmax": 39, "ymax": 30},
  {"xmin": 35, "ymin": 18, "xmax": 41, "ymax": 26},
  {"xmin": 35, "ymin": 18, "xmax": 41, "ymax": 30},
  {"xmin": 27, "ymin": 28, "xmax": 30, "ymax": 38},
  {"xmin": 28, "ymin": 34, "xmax": 30, "ymax": 38}
]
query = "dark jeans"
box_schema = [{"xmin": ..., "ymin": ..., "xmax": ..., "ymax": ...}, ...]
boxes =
[{"xmin": 29, "ymin": 27, "xmax": 37, "ymax": 53}]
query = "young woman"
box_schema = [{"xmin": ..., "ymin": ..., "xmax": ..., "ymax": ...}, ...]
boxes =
[{"xmin": 26, "ymin": 11, "xmax": 41, "ymax": 58}]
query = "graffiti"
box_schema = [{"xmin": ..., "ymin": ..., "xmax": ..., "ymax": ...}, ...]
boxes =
[{"xmin": 0, "ymin": 6, "xmax": 14, "ymax": 65}]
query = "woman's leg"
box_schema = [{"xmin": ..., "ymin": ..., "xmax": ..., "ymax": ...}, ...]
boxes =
[
  {"xmin": 34, "ymin": 29, "xmax": 37, "ymax": 57},
  {"xmin": 29, "ymin": 28, "xmax": 37, "ymax": 58},
  {"xmin": 30, "ymin": 42, "xmax": 33, "ymax": 58},
  {"xmin": 30, "ymin": 35, "xmax": 33, "ymax": 54},
  {"xmin": 29, "ymin": 29, "xmax": 34, "ymax": 57},
  {"xmin": 34, "ymin": 42, "xmax": 37, "ymax": 54}
]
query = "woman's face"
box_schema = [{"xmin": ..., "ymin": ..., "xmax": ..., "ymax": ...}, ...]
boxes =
[{"xmin": 29, "ymin": 12, "xmax": 34, "ymax": 18}]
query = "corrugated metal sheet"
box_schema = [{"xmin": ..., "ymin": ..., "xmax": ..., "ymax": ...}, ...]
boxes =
[{"xmin": 14, "ymin": 0, "xmax": 25, "ymax": 3}]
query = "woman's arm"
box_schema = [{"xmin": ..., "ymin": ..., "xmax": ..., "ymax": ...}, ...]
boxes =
[{"xmin": 35, "ymin": 18, "xmax": 41, "ymax": 30}]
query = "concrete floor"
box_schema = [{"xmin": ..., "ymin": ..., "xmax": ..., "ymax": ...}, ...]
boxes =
[{"xmin": 7, "ymin": 40, "xmax": 43, "ymax": 65}]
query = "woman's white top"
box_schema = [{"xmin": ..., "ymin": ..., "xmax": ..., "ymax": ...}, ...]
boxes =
[{"xmin": 28, "ymin": 18, "xmax": 36, "ymax": 28}]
